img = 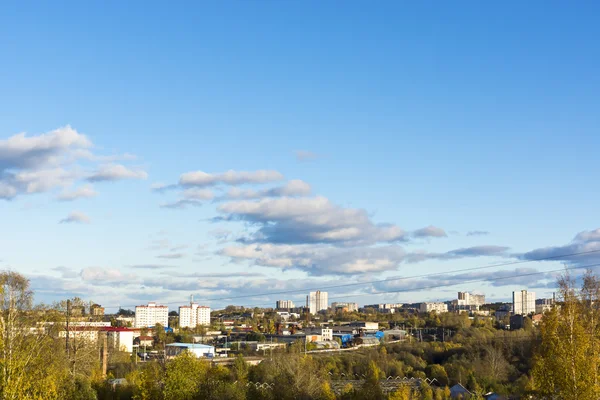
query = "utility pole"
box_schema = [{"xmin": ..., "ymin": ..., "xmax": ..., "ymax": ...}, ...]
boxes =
[
  {"xmin": 66, "ymin": 299, "xmax": 71, "ymax": 357},
  {"xmin": 102, "ymin": 332, "xmax": 108, "ymax": 378}
]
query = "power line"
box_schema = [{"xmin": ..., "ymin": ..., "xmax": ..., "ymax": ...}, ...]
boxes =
[
  {"xmin": 95, "ymin": 250, "xmax": 600, "ymax": 310},
  {"xmin": 192, "ymin": 249, "xmax": 600, "ymax": 303}
]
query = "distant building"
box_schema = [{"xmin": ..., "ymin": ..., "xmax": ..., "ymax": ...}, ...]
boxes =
[
  {"xmin": 419, "ymin": 302, "xmax": 448, "ymax": 313},
  {"xmin": 456, "ymin": 292, "xmax": 485, "ymax": 307},
  {"xmin": 276, "ymin": 300, "xmax": 295, "ymax": 310},
  {"xmin": 135, "ymin": 302, "xmax": 169, "ymax": 328},
  {"xmin": 331, "ymin": 302, "xmax": 359, "ymax": 312},
  {"xmin": 305, "ymin": 327, "xmax": 333, "ymax": 342},
  {"xmin": 349, "ymin": 321, "xmax": 379, "ymax": 331},
  {"xmin": 166, "ymin": 343, "xmax": 215, "ymax": 358},
  {"xmin": 363, "ymin": 303, "xmax": 402, "ymax": 313},
  {"xmin": 510, "ymin": 314, "xmax": 527, "ymax": 330},
  {"xmin": 307, "ymin": 291, "xmax": 328, "ymax": 314},
  {"xmin": 115, "ymin": 316, "xmax": 135, "ymax": 327},
  {"xmin": 90, "ymin": 304, "xmax": 105, "ymax": 316},
  {"xmin": 513, "ymin": 290, "xmax": 535, "ymax": 315},
  {"xmin": 535, "ymin": 297, "xmax": 555, "ymax": 314},
  {"xmin": 104, "ymin": 327, "xmax": 140, "ymax": 352},
  {"xmin": 179, "ymin": 303, "xmax": 211, "ymax": 328}
]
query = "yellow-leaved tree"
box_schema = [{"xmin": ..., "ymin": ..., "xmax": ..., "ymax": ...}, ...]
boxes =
[
  {"xmin": 0, "ymin": 271, "xmax": 72, "ymax": 399},
  {"xmin": 532, "ymin": 270, "xmax": 600, "ymax": 398}
]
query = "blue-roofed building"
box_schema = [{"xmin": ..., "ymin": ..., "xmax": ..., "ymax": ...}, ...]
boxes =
[{"xmin": 166, "ymin": 343, "xmax": 215, "ymax": 358}]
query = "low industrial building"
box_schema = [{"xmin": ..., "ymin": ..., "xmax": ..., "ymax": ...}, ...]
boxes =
[{"xmin": 166, "ymin": 343, "xmax": 215, "ymax": 358}]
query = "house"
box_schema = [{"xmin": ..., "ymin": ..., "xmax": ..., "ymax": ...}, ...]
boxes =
[
  {"xmin": 450, "ymin": 383, "xmax": 472, "ymax": 398},
  {"xmin": 166, "ymin": 343, "xmax": 215, "ymax": 358},
  {"xmin": 103, "ymin": 327, "xmax": 141, "ymax": 352},
  {"xmin": 531, "ymin": 313, "xmax": 543, "ymax": 325},
  {"xmin": 134, "ymin": 336, "xmax": 154, "ymax": 347}
]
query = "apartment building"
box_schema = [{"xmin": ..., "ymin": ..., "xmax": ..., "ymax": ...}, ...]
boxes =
[
  {"xmin": 276, "ymin": 300, "xmax": 295, "ymax": 310},
  {"xmin": 307, "ymin": 291, "xmax": 328, "ymax": 314},
  {"xmin": 419, "ymin": 302, "xmax": 448, "ymax": 313},
  {"xmin": 456, "ymin": 292, "xmax": 485, "ymax": 307},
  {"xmin": 135, "ymin": 302, "xmax": 169, "ymax": 328},
  {"xmin": 535, "ymin": 298, "xmax": 555, "ymax": 314},
  {"xmin": 513, "ymin": 290, "xmax": 536, "ymax": 315},
  {"xmin": 179, "ymin": 303, "xmax": 211, "ymax": 328}
]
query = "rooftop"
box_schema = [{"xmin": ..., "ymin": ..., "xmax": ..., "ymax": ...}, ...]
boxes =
[{"xmin": 166, "ymin": 343, "xmax": 214, "ymax": 349}]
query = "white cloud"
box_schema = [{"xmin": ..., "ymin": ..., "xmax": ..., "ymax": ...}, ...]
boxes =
[
  {"xmin": 179, "ymin": 169, "xmax": 283, "ymax": 187},
  {"xmin": 218, "ymin": 196, "xmax": 405, "ymax": 246},
  {"xmin": 80, "ymin": 267, "xmax": 136, "ymax": 283},
  {"xmin": 88, "ymin": 164, "xmax": 148, "ymax": 182},
  {"xmin": 59, "ymin": 211, "xmax": 91, "ymax": 224},
  {"xmin": 0, "ymin": 125, "xmax": 91, "ymax": 171},
  {"xmin": 0, "ymin": 126, "xmax": 143, "ymax": 200},
  {"xmin": 57, "ymin": 184, "xmax": 97, "ymax": 201}
]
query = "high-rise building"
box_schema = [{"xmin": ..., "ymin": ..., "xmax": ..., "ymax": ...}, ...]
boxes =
[
  {"xmin": 179, "ymin": 303, "xmax": 211, "ymax": 328},
  {"xmin": 276, "ymin": 300, "xmax": 295, "ymax": 310},
  {"xmin": 307, "ymin": 291, "xmax": 328, "ymax": 314},
  {"xmin": 513, "ymin": 290, "xmax": 535, "ymax": 315},
  {"xmin": 135, "ymin": 302, "xmax": 169, "ymax": 328}
]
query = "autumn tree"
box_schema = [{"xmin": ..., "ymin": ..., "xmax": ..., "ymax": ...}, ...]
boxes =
[
  {"xmin": 0, "ymin": 271, "xmax": 74, "ymax": 399},
  {"xmin": 532, "ymin": 271, "xmax": 598, "ymax": 398}
]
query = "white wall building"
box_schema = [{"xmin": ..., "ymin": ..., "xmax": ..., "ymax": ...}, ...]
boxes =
[
  {"xmin": 276, "ymin": 300, "xmax": 295, "ymax": 309},
  {"xmin": 105, "ymin": 328, "xmax": 139, "ymax": 353},
  {"xmin": 135, "ymin": 302, "xmax": 169, "ymax": 328},
  {"xmin": 513, "ymin": 290, "xmax": 536, "ymax": 315},
  {"xmin": 419, "ymin": 302, "xmax": 448, "ymax": 313},
  {"xmin": 456, "ymin": 292, "xmax": 485, "ymax": 307},
  {"xmin": 166, "ymin": 343, "xmax": 215, "ymax": 358},
  {"xmin": 179, "ymin": 304, "xmax": 211, "ymax": 328},
  {"xmin": 307, "ymin": 291, "xmax": 328, "ymax": 314}
]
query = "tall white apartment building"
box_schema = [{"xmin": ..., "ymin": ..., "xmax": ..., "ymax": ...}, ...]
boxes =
[
  {"xmin": 419, "ymin": 302, "xmax": 448, "ymax": 313},
  {"xmin": 135, "ymin": 302, "xmax": 169, "ymax": 328},
  {"xmin": 307, "ymin": 291, "xmax": 328, "ymax": 314},
  {"xmin": 276, "ymin": 300, "xmax": 295, "ymax": 309},
  {"xmin": 179, "ymin": 304, "xmax": 211, "ymax": 328},
  {"xmin": 513, "ymin": 290, "xmax": 536, "ymax": 315}
]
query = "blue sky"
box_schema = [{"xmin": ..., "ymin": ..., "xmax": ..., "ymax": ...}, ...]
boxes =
[{"xmin": 1, "ymin": 2, "xmax": 599, "ymax": 312}]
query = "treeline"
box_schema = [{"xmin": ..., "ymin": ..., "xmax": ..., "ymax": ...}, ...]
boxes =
[{"xmin": 2, "ymin": 270, "xmax": 600, "ymax": 399}]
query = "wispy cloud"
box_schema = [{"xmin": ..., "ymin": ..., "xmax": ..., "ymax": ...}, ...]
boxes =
[
  {"xmin": 295, "ymin": 150, "xmax": 320, "ymax": 162},
  {"xmin": 88, "ymin": 164, "xmax": 148, "ymax": 182},
  {"xmin": 59, "ymin": 211, "xmax": 91, "ymax": 224},
  {"xmin": 57, "ymin": 184, "xmax": 97, "ymax": 201},
  {"xmin": 467, "ymin": 230, "xmax": 490, "ymax": 236}
]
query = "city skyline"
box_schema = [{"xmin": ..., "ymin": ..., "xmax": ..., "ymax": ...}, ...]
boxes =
[{"xmin": 1, "ymin": 2, "xmax": 600, "ymax": 311}]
